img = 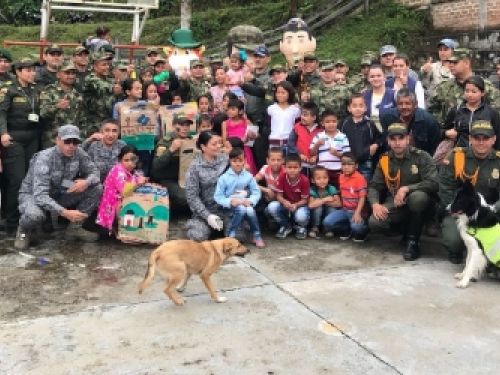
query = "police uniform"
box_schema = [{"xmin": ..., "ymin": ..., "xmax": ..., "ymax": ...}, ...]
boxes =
[
  {"xmin": 439, "ymin": 120, "xmax": 500, "ymax": 264},
  {"xmin": 15, "ymin": 125, "xmax": 103, "ymax": 250},
  {"xmin": 178, "ymin": 59, "xmax": 212, "ymax": 103},
  {"xmin": 0, "ymin": 58, "xmax": 42, "ymax": 233},
  {"xmin": 368, "ymin": 123, "xmax": 439, "ymax": 260},
  {"xmin": 0, "ymin": 48, "xmax": 14, "ymax": 86},
  {"xmin": 35, "ymin": 44, "xmax": 63, "ymax": 89}
]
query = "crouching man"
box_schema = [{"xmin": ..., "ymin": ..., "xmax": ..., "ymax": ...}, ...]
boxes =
[{"xmin": 15, "ymin": 125, "xmax": 103, "ymax": 250}]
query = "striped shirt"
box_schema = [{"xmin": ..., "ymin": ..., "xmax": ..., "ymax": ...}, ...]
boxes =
[
  {"xmin": 310, "ymin": 130, "xmax": 350, "ymax": 171},
  {"xmin": 339, "ymin": 171, "xmax": 367, "ymax": 211},
  {"xmin": 256, "ymin": 165, "xmax": 285, "ymax": 191}
]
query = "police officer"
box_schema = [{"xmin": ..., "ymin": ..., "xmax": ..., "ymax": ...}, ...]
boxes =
[
  {"xmin": 72, "ymin": 46, "xmax": 90, "ymax": 93},
  {"xmin": 0, "ymin": 48, "xmax": 13, "ymax": 85},
  {"xmin": 151, "ymin": 113, "xmax": 193, "ymax": 213},
  {"xmin": 0, "ymin": 57, "xmax": 42, "ymax": 236},
  {"xmin": 368, "ymin": 123, "xmax": 439, "ymax": 260},
  {"xmin": 15, "ymin": 125, "xmax": 103, "ymax": 250},
  {"xmin": 439, "ymin": 120, "xmax": 500, "ymax": 264},
  {"xmin": 35, "ymin": 44, "xmax": 64, "ymax": 89},
  {"xmin": 40, "ymin": 60, "xmax": 84, "ymax": 149}
]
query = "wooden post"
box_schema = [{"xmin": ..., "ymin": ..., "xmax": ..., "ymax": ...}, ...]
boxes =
[{"xmin": 364, "ymin": 0, "xmax": 369, "ymax": 15}]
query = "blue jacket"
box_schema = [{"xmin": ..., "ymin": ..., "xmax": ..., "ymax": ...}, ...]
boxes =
[
  {"xmin": 385, "ymin": 76, "xmax": 417, "ymax": 92},
  {"xmin": 214, "ymin": 168, "xmax": 261, "ymax": 208},
  {"xmin": 363, "ymin": 89, "xmax": 396, "ymax": 118}
]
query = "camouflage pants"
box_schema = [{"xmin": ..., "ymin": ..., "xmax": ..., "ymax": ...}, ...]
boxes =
[
  {"xmin": 80, "ymin": 121, "xmax": 101, "ymax": 140},
  {"xmin": 185, "ymin": 210, "xmax": 248, "ymax": 243},
  {"xmin": 18, "ymin": 184, "xmax": 103, "ymax": 230}
]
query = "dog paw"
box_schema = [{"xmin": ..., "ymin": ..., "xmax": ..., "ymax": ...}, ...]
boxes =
[
  {"xmin": 174, "ymin": 299, "xmax": 185, "ymax": 306},
  {"xmin": 456, "ymin": 280, "xmax": 469, "ymax": 289},
  {"xmin": 454, "ymin": 272, "xmax": 463, "ymax": 280},
  {"xmin": 176, "ymin": 286, "xmax": 186, "ymax": 293},
  {"xmin": 216, "ymin": 296, "xmax": 227, "ymax": 303}
]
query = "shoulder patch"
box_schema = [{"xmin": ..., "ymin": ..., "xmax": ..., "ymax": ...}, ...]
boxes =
[
  {"xmin": 410, "ymin": 147, "xmax": 421, "ymax": 154},
  {"xmin": 496, "ymin": 151, "xmax": 500, "ymax": 158},
  {"xmin": 0, "ymin": 87, "xmax": 8, "ymax": 93},
  {"xmin": 454, "ymin": 147, "xmax": 464, "ymax": 152},
  {"xmin": 156, "ymin": 146, "xmax": 167, "ymax": 157}
]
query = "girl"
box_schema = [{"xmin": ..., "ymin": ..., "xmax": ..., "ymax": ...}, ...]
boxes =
[
  {"xmin": 197, "ymin": 114, "xmax": 213, "ymax": 134},
  {"xmin": 142, "ymin": 81, "xmax": 162, "ymax": 138},
  {"xmin": 140, "ymin": 67, "xmax": 154, "ymax": 83},
  {"xmin": 197, "ymin": 94, "xmax": 213, "ymax": 118},
  {"xmin": 212, "ymin": 91, "xmax": 238, "ymax": 136},
  {"xmin": 267, "ymin": 81, "xmax": 301, "ymax": 155},
  {"xmin": 386, "ymin": 54, "xmax": 425, "ymax": 109},
  {"xmin": 226, "ymin": 52, "xmax": 248, "ymax": 95},
  {"xmin": 222, "ymin": 99, "xmax": 257, "ymax": 175},
  {"xmin": 363, "ymin": 65, "xmax": 396, "ymax": 132},
  {"xmin": 210, "ymin": 66, "xmax": 229, "ymax": 113},
  {"xmin": 113, "ymin": 78, "xmax": 143, "ymax": 121},
  {"xmin": 96, "ymin": 145, "xmax": 147, "ymax": 235},
  {"xmin": 443, "ymin": 76, "xmax": 500, "ymax": 149}
]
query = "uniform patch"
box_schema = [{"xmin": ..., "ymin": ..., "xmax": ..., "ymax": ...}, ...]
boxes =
[
  {"xmin": 13, "ymin": 97, "xmax": 26, "ymax": 103},
  {"xmin": 411, "ymin": 165, "xmax": 418, "ymax": 174},
  {"xmin": 0, "ymin": 94, "xmax": 4, "ymax": 102},
  {"xmin": 0, "ymin": 87, "xmax": 8, "ymax": 93},
  {"xmin": 493, "ymin": 168, "xmax": 499, "ymax": 179},
  {"xmin": 156, "ymin": 146, "xmax": 167, "ymax": 156}
]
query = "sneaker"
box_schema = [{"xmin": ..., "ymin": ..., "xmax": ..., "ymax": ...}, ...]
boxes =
[
  {"xmin": 352, "ymin": 232, "xmax": 369, "ymax": 243},
  {"xmin": 66, "ymin": 223, "xmax": 99, "ymax": 242},
  {"xmin": 339, "ymin": 229, "xmax": 351, "ymax": 241},
  {"xmin": 275, "ymin": 226, "xmax": 292, "ymax": 239},
  {"xmin": 308, "ymin": 226, "xmax": 320, "ymax": 238},
  {"xmin": 14, "ymin": 226, "xmax": 30, "ymax": 250},
  {"xmin": 324, "ymin": 230, "xmax": 334, "ymax": 238},
  {"xmin": 295, "ymin": 226, "xmax": 307, "ymax": 240},
  {"xmin": 253, "ymin": 237, "xmax": 265, "ymax": 248}
]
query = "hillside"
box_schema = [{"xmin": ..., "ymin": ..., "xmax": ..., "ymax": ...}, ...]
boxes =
[{"xmin": 0, "ymin": 0, "xmax": 431, "ymax": 68}]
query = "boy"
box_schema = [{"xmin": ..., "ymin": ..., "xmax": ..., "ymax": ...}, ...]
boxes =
[
  {"xmin": 171, "ymin": 92, "xmax": 182, "ymax": 105},
  {"xmin": 310, "ymin": 109, "xmax": 350, "ymax": 189},
  {"xmin": 255, "ymin": 147, "xmax": 285, "ymax": 203},
  {"xmin": 81, "ymin": 118, "xmax": 126, "ymax": 182},
  {"xmin": 266, "ymin": 153, "xmax": 310, "ymax": 239},
  {"xmin": 214, "ymin": 148, "xmax": 264, "ymax": 247},
  {"xmin": 288, "ymin": 101, "xmax": 322, "ymax": 178},
  {"xmin": 339, "ymin": 94, "xmax": 382, "ymax": 182},
  {"xmin": 308, "ymin": 166, "xmax": 341, "ymax": 238},
  {"xmin": 323, "ymin": 152, "xmax": 369, "ymax": 242},
  {"xmin": 197, "ymin": 114, "xmax": 213, "ymax": 133},
  {"xmin": 84, "ymin": 25, "xmax": 111, "ymax": 53}
]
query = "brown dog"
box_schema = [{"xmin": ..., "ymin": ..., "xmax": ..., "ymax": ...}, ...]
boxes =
[{"xmin": 139, "ymin": 238, "xmax": 249, "ymax": 305}]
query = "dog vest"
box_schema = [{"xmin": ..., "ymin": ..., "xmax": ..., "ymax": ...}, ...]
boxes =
[
  {"xmin": 467, "ymin": 224, "xmax": 500, "ymax": 266},
  {"xmin": 453, "ymin": 148, "xmax": 479, "ymax": 185}
]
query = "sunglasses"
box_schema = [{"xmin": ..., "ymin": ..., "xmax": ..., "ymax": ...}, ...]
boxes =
[{"xmin": 63, "ymin": 138, "xmax": 80, "ymax": 145}]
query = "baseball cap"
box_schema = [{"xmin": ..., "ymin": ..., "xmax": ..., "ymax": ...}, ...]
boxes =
[
  {"xmin": 470, "ymin": 120, "xmax": 495, "ymax": 137},
  {"xmin": 253, "ymin": 45, "xmax": 269, "ymax": 57},
  {"xmin": 437, "ymin": 38, "xmax": 457, "ymax": 49},
  {"xmin": 190, "ymin": 59, "xmax": 204, "ymax": 68},
  {"xmin": 146, "ymin": 47, "xmax": 159, "ymax": 55},
  {"xmin": 303, "ymin": 52, "xmax": 318, "ymax": 61},
  {"xmin": 334, "ymin": 59, "xmax": 347, "ymax": 67},
  {"xmin": 319, "ymin": 60, "xmax": 335, "ymax": 70},
  {"xmin": 0, "ymin": 48, "xmax": 13, "ymax": 62},
  {"xmin": 379, "ymin": 45, "xmax": 397, "ymax": 56},
  {"xmin": 91, "ymin": 51, "xmax": 113, "ymax": 62},
  {"xmin": 387, "ymin": 123, "xmax": 408, "ymax": 137},
  {"xmin": 45, "ymin": 44, "xmax": 63, "ymax": 54},
  {"xmin": 58, "ymin": 124, "xmax": 81, "ymax": 141},
  {"xmin": 173, "ymin": 113, "xmax": 194, "ymax": 124},
  {"xmin": 58, "ymin": 60, "xmax": 77, "ymax": 72},
  {"xmin": 446, "ymin": 48, "xmax": 473, "ymax": 62},
  {"xmin": 269, "ymin": 64, "xmax": 287, "ymax": 75},
  {"xmin": 73, "ymin": 46, "xmax": 89, "ymax": 56},
  {"xmin": 14, "ymin": 57, "xmax": 40, "ymax": 70}
]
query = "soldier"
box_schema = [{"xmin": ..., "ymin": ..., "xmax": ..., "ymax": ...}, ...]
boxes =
[
  {"xmin": 289, "ymin": 53, "xmax": 321, "ymax": 97},
  {"xmin": 178, "ymin": 59, "xmax": 212, "ymax": 103},
  {"xmin": 151, "ymin": 113, "xmax": 193, "ymax": 212},
  {"xmin": 439, "ymin": 120, "xmax": 500, "ymax": 264},
  {"xmin": 72, "ymin": 46, "xmax": 90, "ymax": 93},
  {"xmin": 428, "ymin": 48, "xmax": 500, "ymax": 124},
  {"xmin": 334, "ymin": 60, "xmax": 349, "ymax": 77},
  {"xmin": 0, "ymin": 57, "xmax": 42, "ymax": 236},
  {"xmin": 15, "ymin": 125, "xmax": 103, "ymax": 250},
  {"xmin": 82, "ymin": 51, "xmax": 115, "ymax": 138},
  {"xmin": 420, "ymin": 38, "xmax": 455, "ymax": 96},
  {"xmin": 349, "ymin": 53, "xmax": 375, "ymax": 94},
  {"xmin": 306, "ymin": 60, "xmax": 351, "ymax": 120},
  {"xmin": 99, "ymin": 44, "xmax": 115, "ymax": 59},
  {"xmin": 40, "ymin": 60, "xmax": 84, "ymax": 149},
  {"xmin": 35, "ymin": 44, "xmax": 64, "ymax": 89},
  {"xmin": 379, "ymin": 45, "xmax": 419, "ymax": 82},
  {"xmin": 368, "ymin": 123, "xmax": 439, "ymax": 261},
  {"xmin": 144, "ymin": 47, "xmax": 160, "ymax": 69},
  {"xmin": 0, "ymin": 48, "xmax": 13, "ymax": 85}
]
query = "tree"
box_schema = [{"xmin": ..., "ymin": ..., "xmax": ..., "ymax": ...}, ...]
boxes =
[
  {"xmin": 180, "ymin": 0, "xmax": 192, "ymax": 29},
  {"xmin": 289, "ymin": 0, "xmax": 298, "ymax": 18}
]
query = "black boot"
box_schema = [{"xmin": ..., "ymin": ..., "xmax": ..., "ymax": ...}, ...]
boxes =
[
  {"xmin": 41, "ymin": 211, "xmax": 54, "ymax": 233},
  {"xmin": 403, "ymin": 236, "xmax": 420, "ymax": 261}
]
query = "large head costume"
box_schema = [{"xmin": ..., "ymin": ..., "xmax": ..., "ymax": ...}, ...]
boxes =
[
  {"xmin": 225, "ymin": 25, "xmax": 265, "ymax": 68},
  {"xmin": 279, "ymin": 18, "xmax": 317, "ymax": 68},
  {"xmin": 163, "ymin": 29, "xmax": 205, "ymax": 76}
]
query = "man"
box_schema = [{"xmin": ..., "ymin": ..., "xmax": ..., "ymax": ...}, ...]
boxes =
[
  {"xmin": 244, "ymin": 45, "xmax": 271, "ymax": 123},
  {"xmin": 40, "ymin": 60, "xmax": 84, "ymax": 149},
  {"xmin": 349, "ymin": 53, "xmax": 374, "ymax": 94},
  {"xmin": 289, "ymin": 53, "xmax": 321, "ymax": 96},
  {"xmin": 306, "ymin": 60, "xmax": 351, "ymax": 120},
  {"xmin": 112, "ymin": 61, "xmax": 129, "ymax": 84},
  {"xmin": 334, "ymin": 60, "xmax": 349, "ymax": 77},
  {"xmin": 72, "ymin": 46, "xmax": 90, "ymax": 92},
  {"xmin": 420, "ymin": 38, "xmax": 455, "ymax": 95},
  {"xmin": 368, "ymin": 123, "xmax": 438, "ymax": 261},
  {"xmin": 242, "ymin": 64, "xmax": 289, "ymax": 104},
  {"xmin": 82, "ymin": 51, "xmax": 115, "ymax": 138},
  {"xmin": 145, "ymin": 47, "xmax": 159, "ymax": 68},
  {"xmin": 0, "ymin": 48, "xmax": 13, "ymax": 85},
  {"xmin": 99, "ymin": 44, "xmax": 115, "ymax": 59},
  {"xmin": 279, "ymin": 18, "xmax": 317, "ymax": 69},
  {"xmin": 35, "ymin": 44, "xmax": 64, "ymax": 89},
  {"xmin": 428, "ymin": 48, "xmax": 500, "ymax": 124},
  {"xmin": 379, "ymin": 45, "xmax": 418, "ymax": 81},
  {"xmin": 380, "ymin": 88, "xmax": 441, "ymax": 156},
  {"xmin": 439, "ymin": 120, "xmax": 500, "ymax": 264},
  {"xmin": 15, "ymin": 125, "xmax": 103, "ymax": 250},
  {"xmin": 178, "ymin": 59, "xmax": 211, "ymax": 103},
  {"xmin": 152, "ymin": 113, "xmax": 192, "ymax": 212},
  {"xmin": 334, "ymin": 71, "xmax": 347, "ymax": 85}
]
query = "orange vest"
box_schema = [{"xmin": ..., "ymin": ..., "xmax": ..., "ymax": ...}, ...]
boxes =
[{"xmin": 294, "ymin": 123, "xmax": 322, "ymax": 158}]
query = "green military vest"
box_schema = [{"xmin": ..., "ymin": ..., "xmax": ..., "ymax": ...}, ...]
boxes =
[{"xmin": 468, "ymin": 224, "xmax": 500, "ymax": 265}]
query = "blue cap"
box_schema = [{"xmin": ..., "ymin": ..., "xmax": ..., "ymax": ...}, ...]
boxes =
[
  {"xmin": 253, "ymin": 45, "xmax": 269, "ymax": 57},
  {"xmin": 379, "ymin": 45, "xmax": 397, "ymax": 56},
  {"xmin": 437, "ymin": 38, "xmax": 457, "ymax": 49}
]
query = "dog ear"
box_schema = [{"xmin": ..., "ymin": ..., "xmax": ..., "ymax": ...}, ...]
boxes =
[{"xmin": 223, "ymin": 240, "xmax": 233, "ymax": 254}]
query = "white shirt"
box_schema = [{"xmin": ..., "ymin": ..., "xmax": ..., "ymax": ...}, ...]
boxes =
[
  {"xmin": 267, "ymin": 103, "xmax": 301, "ymax": 140},
  {"xmin": 310, "ymin": 130, "xmax": 350, "ymax": 171}
]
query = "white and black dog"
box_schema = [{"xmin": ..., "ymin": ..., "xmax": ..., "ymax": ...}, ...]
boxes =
[{"xmin": 448, "ymin": 180, "xmax": 500, "ymax": 288}]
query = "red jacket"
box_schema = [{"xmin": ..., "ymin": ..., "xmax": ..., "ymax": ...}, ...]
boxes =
[{"xmin": 289, "ymin": 123, "xmax": 322, "ymax": 158}]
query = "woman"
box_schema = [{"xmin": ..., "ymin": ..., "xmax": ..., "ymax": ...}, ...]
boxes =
[
  {"xmin": 0, "ymin": 57, "xmax": 41, "ymax": 235},
  {"xmin": 442, "ymin": 75, "xmax": 500, "ymax": 149},
  {"xmin": 363, "ymin": 65, "xmax": 396, "ymax": 133},
  {"xmin": 386, "ymin": 54, "xmax": 426, "ymax": 109},
  {"xmin": 209, "ymin": 66, "xmax": 229, "ymax": 114}
]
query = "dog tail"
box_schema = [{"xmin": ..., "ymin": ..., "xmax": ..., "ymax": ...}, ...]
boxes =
[{"xmin": 138, "ymin": 249, "xmax": 159, "ymax": 294}]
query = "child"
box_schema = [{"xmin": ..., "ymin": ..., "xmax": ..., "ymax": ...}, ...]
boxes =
[
  {"xmin": 226, "ymin": 52, "xmax": 248, "ymax": 95},
  {"xmin": 140, "ymin": 67, "xmax": 154, "ymax": 83},
  {"xmin": 197, "ymin": 114, "xmax": 213, "ymax": 134},
  {"xmin": 310, "ymin": 109, "xmax": 350, "ymax": 189},
  {"xmin": 210, "ymin": 66, "xmax": 229, "ymax": 113},
  {"xmin": 223, "ymin": 136, "xmax": 245, "ymax": 154},
  {"xmin": 142, "ymin": 81, "xmax": 162, "ymax": 138},
  {"xmin": 222, "ymin": 99, "xmax": 257, "ymax": 175},
  {"xmin": 96, "ymin": 145, "xmax": 147, "ymax": 235},
  {"xmin": 81, "ymin": 119, "xmax": 127, "ymax": 182},
  {"xmin": 266, "ymin": 153, "xmax": 310, "ymax": 239},
  {"xmin": 339, "ymin": 94, "xmax": 382, "ymax": 182},
  {"xmin": 197, "ymin": 94, "xmax": 213, "ymax": 117},
  {"xmin": 84, "ymin": 25, "xmax": 111, "ymax": 52},
  {"xmin": 267, "ymin": 81, "xmax": 301, "ymax": 154},
  {"xmin": 171, "ymin": 91, "xmax": 182, "ymax": 105},
  {"xmin": 214, "ymin": 148, "xmax": 264, "ymax": 247},
  {"xmin": 288, "ymin": 101, "xmax": 322, "ymax": 177},
  {"xmin": 308, "ymin": 166, "xmax": 342, "ymax": 238},
  {"xmin": 255, "ymin": 147, "xmax": 285, "ymax": 203},
  {"xmin": 323, "ymin": 152, "xmax": 369, "ymax": 242}
]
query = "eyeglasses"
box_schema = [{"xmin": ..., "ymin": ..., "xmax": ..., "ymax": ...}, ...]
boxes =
[{"xmin": 63, "ymin": 138, "xmax": 80, "ymax": 145}]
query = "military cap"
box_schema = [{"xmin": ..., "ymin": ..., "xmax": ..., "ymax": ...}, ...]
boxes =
[
  {"xmin": 334, "ymin": 59, "xmax": 347, "ymax": 67},
  {"xmin": 379, "ymin": 45, "xmax": 397, "ymax": 56},
  {"xmin": 91, "ymin": 51, "xmax": 113, "ymax": 62},
  {"xmin": 470, "ymin": 120, "xmax": 495, "ymax": 137},
  {"xmin": 0, "ymin": 48, "xmax": 13, "ymax": 62},
  {"xmin": 45, "ymin": 43, "xmax": 63, "ymax": 54},
  {"xmin": 190, "ymin": 59, "xmax": 204, "ymax": 68},
  {"xmin": 73, "ymin": 46, "xmax": 89, "ymax": 55},
  {"xmin": 173, "ymin": 113, "xmax": 194, "ymax": 124},
  {"xmin": 227, "ymin": 25, "xmax": 265, "ymax": 52},
  {"xmin": 58, "ymin": 124, "xmax": 81, "ymax": 141},
  {"xmin": 387, "ymin": 123, "xmax": 408, "ymax": 137},
  {"xmin": 13, "ymin": 57, "xmax": 40, "ymax": 70},
  {"xmin": 269, "ymin": 64, "xmax": 287, "ymax": 75},
  {"xmin": 319, "ymin": 60, "xmax": 335, "ymax": 70},
  {"xmin": 360, "ymin": 56, "xmax": 373, "ymax": 66},
  {"xmin": 99, "ymin": 44, "xmax": 115, "ymax": 54},
  {"xmin": 146, "ymin": 47, "xmax": 159, "ymax": 55},
  {"xmin": 58, "ymin": 60, "xmax": 77, "ymax": 72},
  {"xmin": 303, "ymin": 52, "xmax": 318, "ymax": 61},
  {"xmin": 113, "ymin": 61, "xmax": 129, "ymax": 70},
  {"xmin": 154, "ymin": 57, "xmax": 167, "ymax": 65},
  {"xmin": 209, "ymin": 54, "xmax": 223, "ymax": 64},
  {"xmin": 446, "ymin": 48, "xmax": 473, "ymax": 62}
]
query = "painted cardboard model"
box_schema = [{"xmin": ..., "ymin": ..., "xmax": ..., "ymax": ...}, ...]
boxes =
[
  {"xmin": 225, "ymin": 25, "xmax": 264, "ymax": 69},
  {"xmin": 159, "ymin": 103, "xmax": 198, "ymax": 137},
  {"xmin": 118, "ymin": 102, "xmax": 158, "ymax": 151},
  {"xmin": 279, "ymin": 18, "xmax": 317, "ymax": 68},
  {"xmin": 163, "ymin": 29, "xmax": 206, "ymax": 76}
]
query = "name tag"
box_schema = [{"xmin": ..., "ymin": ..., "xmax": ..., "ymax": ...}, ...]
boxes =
[
  {"xmin": 28, "ymin": 113, "xmax": 39, "ymax": 122},
  {"xmin": 13, "ymin": 97, "xmax": 27, "ymax": 103}
]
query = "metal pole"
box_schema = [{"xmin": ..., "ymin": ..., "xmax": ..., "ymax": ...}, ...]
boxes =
[{"xmin": 364, "ymin": 0, "xmax": 369, "ymax": 15}]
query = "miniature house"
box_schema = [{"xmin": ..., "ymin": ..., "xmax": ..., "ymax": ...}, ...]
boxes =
[{"xmin": 124, "ymin": 210, "xmax": 135, "ymax": 227}]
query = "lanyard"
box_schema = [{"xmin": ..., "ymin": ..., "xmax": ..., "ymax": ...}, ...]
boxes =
[{"xmin": 19, "ymin": 86, "xmax": 35, "ymax": 113}]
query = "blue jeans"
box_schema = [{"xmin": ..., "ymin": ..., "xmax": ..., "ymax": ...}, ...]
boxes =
[
  {"xmin": 225, "ymin": 205, "xmax": 261, "ymax": 238},
  {"xmin": 310, "ymin": 205, "xmax": 338, "ymax": 227},
  {"xmin": 265, "ymin": 201, "xmax": 310, "ymax": 228},
  {"xmin": 357, "ymin": 160, "xmax": 373, "ymax": 183},
  {"xmin": 323, "ymin": 209, "xmax": 369, "ymax": 236}
]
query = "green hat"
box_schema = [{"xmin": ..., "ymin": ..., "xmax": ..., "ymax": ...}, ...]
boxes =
[
  {"xmin": 470, "ymin": 120, "xmax": 494, "ymax": 137},
  {"xmin": 168, "ymin": 29, "xmax": 202, "ymax": 48},
  {"xmin": 73, "ymin": 46, "xmax": 89, "ymax": 56},
  {"xmin": 154, "ymin": 57, "xmax": 167, "ymax": 65},
  {"xmin": 387, "ymin": 123, "xmax": 408, "ymax": 137},
  {"xmin": 45, "ymin": 43, "xmax": 63, "ymax": 54},
  {"xmin": 270, "ymin": 64, "xmax": 287, "ymax": 75},
  {"xmin": 14, "ymin": 57, "xmax": 39, "ymax": 70},
  {"xmin": 58, "ymin": 60, "xmax": 77, "ymax": 72},
  {"xmin": 360, "ymin": 56, "xmax": 373, "ymax": 66},
  {"xmin": 99, "ymin": 44, "xmax": 115, "ymax": 54},
  {"xmin": 113, "ymin": 61, "xmax": 129, "ymax": 70},
  {"xmin": 146, "ymin": 47, "xmax": 159, "ymax": 55},
  {"xmin": 190, "ymin": 59, "xmax": 204, "ymax": 68},
  {"xmin": 446, "ymin": 48, "xmax": 473, "ymax": 62},
  {"xmin": 334, "ymin": 59, "xmax": 347, "ymax": 67},
  {"xmin": 319, "ymin": 60, "xmax": 335, "ymax": 70},
  {"xmin": 173, "ymin": 112, "xmax": 194, "ymax": 124},
  {"xmin": 0, "ymin": 48, "xmax": 13, "ymax": 62},
  {"xmin": 210, "ymin": 54, "xmax": 223, "ymax": 64},
  {"xmin": 303, "ymin": 52, "xmax": 318, "ymax": 61},
  {"xmin": 91, "ymin": 51, "xmax": 113, "ymax": 63},
  {"xmin": 227, "ymin": 25, "xmax": 264, "ymax": 52}
]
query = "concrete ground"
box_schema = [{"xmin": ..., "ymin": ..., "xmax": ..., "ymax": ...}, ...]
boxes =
[{"xmin": 0, "ymin": 219, "xmax": 499, "ymax": 375}]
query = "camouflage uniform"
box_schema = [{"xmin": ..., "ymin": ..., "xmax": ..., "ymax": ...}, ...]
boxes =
[
  {"xmin": 179, "ymin": 60, "xmax": 212, "ymax": 103},
  {"xmin": 308, "ymin": 82, "xmax": 352, "ymax": 119},
  {"xmin": 348, "ymin": 72, "xmax": 370, "ymax": 94},
  {"xmin": 80, "ymin": 138, "xmax": 126, "ymax": 182},
  {"xmin": 74, "ymin": 69, "xmax": 90, "ymax": 93}
]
